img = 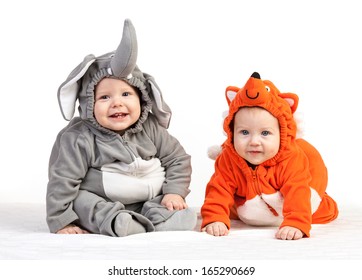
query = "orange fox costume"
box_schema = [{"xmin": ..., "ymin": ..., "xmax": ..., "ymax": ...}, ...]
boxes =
[{"xmin": 201, "ymin": 72, "xmax": 338, "ymax": 237}]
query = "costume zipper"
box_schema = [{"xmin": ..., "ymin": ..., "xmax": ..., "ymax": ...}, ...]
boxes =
[
  {"xmin": 119, "ymin": 134, "xmax": 136, "ymax": 162},
  {"xmin": 251, "ymin": 167, "xmax": 261, "ymax": 195},
  {"xmin": 251, "ymin": 167, "xmax": 278, "ymax": 216}
]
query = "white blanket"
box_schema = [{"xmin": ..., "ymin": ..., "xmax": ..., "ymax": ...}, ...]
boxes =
[
  {"xmin": 0, "ymin": 203, "xmax": 361, "ymax": 279},
  {"xmin": 0, "ymin": 203, "xmax": 361, "ymax": 260}
]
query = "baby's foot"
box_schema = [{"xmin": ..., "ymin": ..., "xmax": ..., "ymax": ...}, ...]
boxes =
[
  {"xmin": 155, "ymin": 208, "xmax": 197, "ymax": 231},
  {"xmin": 114, "ymin": 213, "xmax": 146, "ymax": 237}
]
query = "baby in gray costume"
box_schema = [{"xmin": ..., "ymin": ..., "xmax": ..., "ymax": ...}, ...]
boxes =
[{"xmin": 46, "ymin": 19, "xmax": 197, "ymax": 237}]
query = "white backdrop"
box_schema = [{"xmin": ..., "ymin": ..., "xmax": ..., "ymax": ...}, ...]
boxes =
[{"xmin": 0, "ymin": 0, "xmax": 360, "ymax": 208}]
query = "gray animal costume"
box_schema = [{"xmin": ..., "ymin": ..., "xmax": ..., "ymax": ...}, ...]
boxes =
[{"xmin": 46, "ymin": 19, "xmax": 196, "ymax": 237}]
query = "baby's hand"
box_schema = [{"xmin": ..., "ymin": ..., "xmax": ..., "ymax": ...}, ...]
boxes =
[
  {"xmin": 161, "ymin": 194, "xmax": 187, "ymax": 211},
  {"xmin": 202, "ymin": 222, "xmax": 229, "ymax": 237},
  {"xmin": 275, "ymin": 226, "xmax": 303, "ymax": 240},
  {"xmin": 56, "ymin": 224, "xmax": 89, "ymax": 234}
]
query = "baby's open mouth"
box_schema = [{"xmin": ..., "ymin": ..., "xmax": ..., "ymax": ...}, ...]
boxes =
[{"xmin": 110, "ymin": 112, "xmax": 127, "ymax": 118}]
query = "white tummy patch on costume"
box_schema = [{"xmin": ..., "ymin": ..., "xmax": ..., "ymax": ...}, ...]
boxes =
[
  {"xmin": 237, "ymin": 188, "xmax": 322, "ymax": 226},
  {"xmin": 101, "ymin": 157, "xmax": 165, "ymax": 204},
  {"xmin": 237, "ymin": 193, "xmax": 284, "ymax": 226}
]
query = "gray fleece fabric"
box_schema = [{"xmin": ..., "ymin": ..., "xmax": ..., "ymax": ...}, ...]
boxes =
[{"xmin": 46, "ymin": 19, "xmax": 195, "ymax": 236}]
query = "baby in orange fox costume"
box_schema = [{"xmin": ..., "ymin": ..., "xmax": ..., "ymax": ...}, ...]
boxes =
[{"xmin": 201, "ymin": 72, "xmax": 338, "ymax": 240}]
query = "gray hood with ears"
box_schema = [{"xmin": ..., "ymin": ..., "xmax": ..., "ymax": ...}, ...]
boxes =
[{"xmin": 57, "ymin": 19, "xmax": 172, "ymax": 131}]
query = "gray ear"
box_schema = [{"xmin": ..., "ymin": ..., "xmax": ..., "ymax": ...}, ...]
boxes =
[
  {"xmin": 145, "ymin": 74, "xmax": 172, "ymax": 129},
  {"xmin": 110, "ymin": 19, "xmax": 138, "ymax": 78},
  {"xmin": 57, "ymin": 54, "xmax": 96, "ymax": 121}
]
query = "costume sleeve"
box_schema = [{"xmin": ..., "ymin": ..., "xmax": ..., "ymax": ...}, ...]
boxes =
[
  {"xmin": 144, "ymin": 114, "xmax": 192, "ymax": 199},
  {"xmin": 200, "ymin": 152, "xmax": 237, "ymax": 229},
  {"xmin": 278, "ymin": 149, "xmax": 313, "ymax": 237},
  {"xmin": 46, "ymin": 121, "xmax": 93, "ymax": 233}
]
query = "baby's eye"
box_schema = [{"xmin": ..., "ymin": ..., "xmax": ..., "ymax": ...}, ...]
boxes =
[
  {"xmin": 99, "ymin": 95, "xmax": 110, "ymax": 100},
  {"xmin": 265, "ymin": 86, "xmax": 270, "ymax": 92},
  {"xmin": 241, "ymin": 130, "xmax": 249, "ymax": 135},
  {"xmin": 122, "ymin": 91, "xmax": 130, "ymax": 97},
  {"xmin": 261, "ymin": 131, "xmax": 270, "ymax": 136}
]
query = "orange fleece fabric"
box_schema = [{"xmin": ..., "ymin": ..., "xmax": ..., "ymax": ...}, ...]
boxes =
[{"xmin": 201, "ymin": 72, "xmax": 338, "ymax": 237}]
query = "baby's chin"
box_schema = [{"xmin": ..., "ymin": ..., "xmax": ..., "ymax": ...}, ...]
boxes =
[
  {"xmin": 245, "ymin": 156, "xmax": 272, "ymax": 167},
  {"xmin": 248, "ymin": 160, "xmax": 264, "ymax": 166},
  {"xmin": 244, "ymin": 155, "xmax": 266, "ymax": 166},
  {"xmin": 245, "ymin": 151, "xmax": 278, "ymax": 166}
]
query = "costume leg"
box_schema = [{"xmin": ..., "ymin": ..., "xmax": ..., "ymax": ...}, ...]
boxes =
[
  {"xmin": 296, "ymin": 139, "xmax": 339, "ymax": 223},
  {"xmin": 141, "ymin": 195, "xmax": 197, "ymax": 231},
  {"xmin": 73, "ymin": 190, "xmax": 154, "ymax": 237},
  {"xmin": 296, "ymin": 138, "xmax": 328, "ymax": 193}
]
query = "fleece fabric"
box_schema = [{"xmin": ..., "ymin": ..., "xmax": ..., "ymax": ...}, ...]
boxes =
[
  {"xmin": 201, "ymin": 72, "xmax": 338, "ymax": 237},
  {"xmin": 46, "ymin": 19, "xmax": 193, "ymax": 235}
]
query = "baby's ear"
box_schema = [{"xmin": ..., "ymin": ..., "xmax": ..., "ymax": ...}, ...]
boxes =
[
  {"xmin": 279, "ymin": 93, "xmax": 299, "ymax": 113},
  {"xmin": 225, "ymin": 86, "xmax": 239, "ymax": 106}
]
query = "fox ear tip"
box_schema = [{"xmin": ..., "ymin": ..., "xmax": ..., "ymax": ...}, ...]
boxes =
[{"xmin": 225, "ymin": 87, "xmax": 238, "ymax": 105}]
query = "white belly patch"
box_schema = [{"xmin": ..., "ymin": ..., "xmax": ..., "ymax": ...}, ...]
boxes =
[
  {"xmin": 101, "ymin": 158, "xmax": 165, "ymax": 204},
  {"xmin": 237, "ymin": 188, "xmax": 322, "ymax": 226}
]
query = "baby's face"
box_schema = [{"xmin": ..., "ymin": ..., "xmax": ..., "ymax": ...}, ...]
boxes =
[
  {"xmin": 94, "ymin": 78, "xmax": 141, "ymax": 133},
  {"xmin": 233, "ymin": 107, "xmax": 280, "ymax": 165}
]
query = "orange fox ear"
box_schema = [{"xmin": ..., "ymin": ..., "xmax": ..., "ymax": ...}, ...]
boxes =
[
  {"xmin": 279, "ymin": 93, "xmax": 299, "ymax": 113},
  {"xmin": 225, "ymin": 86, "xmax": 239, "ymax": 106}
]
